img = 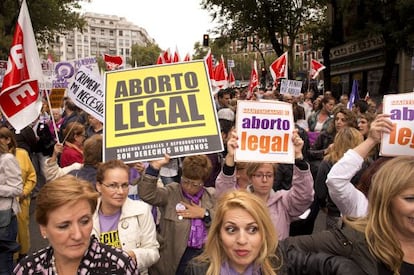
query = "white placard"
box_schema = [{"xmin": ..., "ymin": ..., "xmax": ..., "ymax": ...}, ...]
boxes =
[
  {"xmin": 280, "ymin": 79, "xmax": 303, "ymax": 96},
  {"xmin": 67, "ymin": 65, "xmax": 104, "ymax": 122},
  {"xmin": 380, "ymin": 92, "xmax": 414, "ymax": 156},
  {"xmin": 235, "ymin": 100, "xmax": 295, "ymax": 163}
]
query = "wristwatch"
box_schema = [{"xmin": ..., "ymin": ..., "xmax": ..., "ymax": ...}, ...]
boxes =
[{"xmin": 203, "ymin": 209, "xmax": 211, "ymax": 223}]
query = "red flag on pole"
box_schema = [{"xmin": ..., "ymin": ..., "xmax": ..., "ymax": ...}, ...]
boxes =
[
  {"xmin": 228, "ymin": 68, "xmax": 235, "ymax": 87},
  {"xmin": 269, "ymin": 52, "xmax": 288, "ymax": 83},
  {"xmin": 310, "ymin": 59, "xmax": 326, "ymax": 79},
  {"xmin": 213, "ymin": 55, "xmax": 228, "ymax": 89},
  {"xmin": 247, "ymin": 60, "xmax": 258, "ymax": 99},
  {"xmin": 0, "ymin": 0, "xmax": 43, "ymax": 132},
  {"xmin": 172, "ymin": 46, "xmax": 180, "ymax": 63},
  {"xmin": 156, "ymin": 53, "xmax": 163, "ymax": 64},
  {"xmin": 204, "ymin": 48, "xmax": 214, "ymax": 80},
  {"xmin": 183, "ymin": 53, "xmax": 191, "ymax": 62},
  {"xmin": 162, "ymin": 48, "xmax": 171, "ymax": 64},
  {"xmin": 103, "ymin": 54, "xmax": 123, "ymax": 71}
]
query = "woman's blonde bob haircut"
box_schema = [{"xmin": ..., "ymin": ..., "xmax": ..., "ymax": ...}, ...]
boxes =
[{"xmin": 195, "ymin": 190, "xmax": 279, "ymax": 275}]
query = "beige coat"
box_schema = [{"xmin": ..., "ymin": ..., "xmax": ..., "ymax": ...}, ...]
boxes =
[{"xmin": 138, "ymin": 174, "xmax": 215, "ymax": 275}]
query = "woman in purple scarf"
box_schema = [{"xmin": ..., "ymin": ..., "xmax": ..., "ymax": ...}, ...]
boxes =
[
  {"xmin": 137, "ymin": 154, "xmax": 216, "ymax": 275},
  {"xmin": 185, "ymin": 190, "xmax": 279, "ymax": 275}
]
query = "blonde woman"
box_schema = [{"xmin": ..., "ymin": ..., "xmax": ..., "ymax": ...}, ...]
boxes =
[
  {"xmin": 314, "ymin": 126, "xmax": 364, "ymax": 229},
  {"xmin": 284, "ymin": 156, "xmax": 414, "ymax": 275},
  {"xmin": 186, "ymin": 190, "xmax": 280, "ymax": 275}
]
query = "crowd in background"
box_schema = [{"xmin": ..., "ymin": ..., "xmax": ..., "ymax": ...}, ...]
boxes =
[{"xmin": 2, "ymin": 84, "xmax": 414, "ymax": 275}]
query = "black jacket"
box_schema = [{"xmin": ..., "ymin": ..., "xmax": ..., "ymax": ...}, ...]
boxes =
[{"xmin": 184, "ymin": 244, "xmax": 365, "ymax": 275}]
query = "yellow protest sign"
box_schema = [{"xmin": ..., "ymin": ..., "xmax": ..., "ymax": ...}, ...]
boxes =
[{"xmin": 104, "ymin": 60, "xmax": 223, "ymax": 163}]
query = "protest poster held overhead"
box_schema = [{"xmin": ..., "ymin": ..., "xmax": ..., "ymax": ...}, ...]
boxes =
[
  {"xmin": 235, "ymin": 100, "xmax": 295, "ymax": 164},
  {"xmin": 381, "ymin": 92, "xmax": 414, "ymax": 157},
  {"xmin": 104, "ymin": 60, "xmax": 224, "ymax": 163}
]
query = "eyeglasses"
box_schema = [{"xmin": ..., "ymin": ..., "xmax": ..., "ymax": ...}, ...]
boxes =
[
  {"xmin": 101, "ymin": 182, "xmax": 129, "ymax": 191},
  {"xmin": 253, "ymin": 173, "xmax": 274, "ymax": 180},
  {"xmin": 181, "ymin": 177, "xmax": 203, "ymax": 187}
]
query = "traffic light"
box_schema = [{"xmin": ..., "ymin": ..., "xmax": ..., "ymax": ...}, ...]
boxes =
[
  {"xmin": 203, "ymin": 34, "xmax": 209, "ymax": 47},
  {"xmin": 260, "ymin": 68, "xmax": 267, "ymax": 88},
  {"xmin": 261, "ymin": 67, "xmax": 267, "ymax": 77}
]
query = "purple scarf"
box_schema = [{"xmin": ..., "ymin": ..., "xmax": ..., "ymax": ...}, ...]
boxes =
[
  {"xmin": 220, "ymin": 262, "xmax": 261, "ymax": 275},
  {"xmin": 182, "ymin": 188, "xmax": 207, "ymax": 249}
]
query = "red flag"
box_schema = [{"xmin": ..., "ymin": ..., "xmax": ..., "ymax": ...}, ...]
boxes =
[
  {"xmin": 213, "ymin": 55, "xmax": 228, "ymax": 89},
  {"xmin": 247, "ymin": 60, "xmax": 258, "ymax": 99},
  {"xmin": 0, "ymin": 0, "xmax": 43, "ymax": 132},
  {"xmin": 183, "ymin": 53, "xmax": 191, "ymax": 62},
  {"xmin": 156, "ymin": 53, "xmax": 163, "ymax": 64},
  {"xmin": 310, "ymin": 59, "xmax": 326, "ymax": 79},
  {"xmin": 103, "ymin": 54, "xmax": 123, "ymax": 71},
  {"xmin": 269, "ymin": 52, "xmax": 288, "ymax": 83},
  {"xmin": 172, "ymin": 46, "xmax": 180, "ymax": 63},
  {"xmin": 204, "ymin": 48, "xmax": 214, "ymax": 80},
  {"xmin": 228, "ymin": 68, "xmax": 235, "ymax": 87},
  {"xmin": 162, "ymin": 48, "xmax": 171, "ymax": 63}
]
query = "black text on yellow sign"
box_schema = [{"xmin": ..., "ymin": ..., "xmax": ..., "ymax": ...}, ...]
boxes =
[{"xmin": 104, "ymin": 61, "xmax": 223, "ymax": 162}]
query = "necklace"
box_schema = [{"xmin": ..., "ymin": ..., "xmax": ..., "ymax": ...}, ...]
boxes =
[{"xmin": 51, "ymin": 254, "xmax": 59, "ymax": 275}]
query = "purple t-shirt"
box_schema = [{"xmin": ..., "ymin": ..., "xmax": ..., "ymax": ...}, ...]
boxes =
[{"xmin": 98, "ymin": 210, "xmax": 121, "ymax": 248}]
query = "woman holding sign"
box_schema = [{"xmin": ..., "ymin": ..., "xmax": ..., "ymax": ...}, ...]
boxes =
[
  {"xmin": 215, "ymin": 129, "xmax": 313, "ymax": 240},
  {"xmin": 325, "ymin": 114, "xmax": 394, "ymax": 218}
]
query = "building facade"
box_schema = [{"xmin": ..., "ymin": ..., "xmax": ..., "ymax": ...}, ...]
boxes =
[{"xmin": 50, "ymin": 12, "xmax": 155, "ymax": 65}]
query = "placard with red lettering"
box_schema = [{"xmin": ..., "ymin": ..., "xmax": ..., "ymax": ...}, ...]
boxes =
[
  {"xmin": 381, "ymin": 92, "xmax": 414, "ymax": 156},
  {"xmin": 235, "ymin": 100, "xmax": 294, "ymax": 163}
]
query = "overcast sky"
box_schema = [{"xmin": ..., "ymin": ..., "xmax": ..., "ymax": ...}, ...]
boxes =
[{"xmin": 81, "ymin": 0, "xmax": 216, "ymax": 56}]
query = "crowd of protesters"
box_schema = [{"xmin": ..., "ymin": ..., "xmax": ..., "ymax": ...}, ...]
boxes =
[{"xmin": 2, "ymin": 84, "xmax": 414, "ymax": 275}]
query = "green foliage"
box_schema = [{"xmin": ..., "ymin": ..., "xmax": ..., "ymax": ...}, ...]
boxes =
[
  {"xmin": 130, "ymin": 42, "xmax": 162, "ymax": 66},
  {"xmin": 0, "ymin": 0, "xmax": 87, "ymax": 59}
]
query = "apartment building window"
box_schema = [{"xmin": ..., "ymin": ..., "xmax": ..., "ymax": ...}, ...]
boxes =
[
  {"xmin": 126, "ymin": 49, "xmax": 130, "ymax": 55},
  {"xmin": 101, "ymin": 29, "xmax": 105, "ymax": 36},
  {"xmin": 91, "ymin": 28, "xmax": 96, "ymax": 35},
  {"xmin": 110, "ymin": 30, "xmax": 114, "ymax": 36},
  {"xmin": 119, "ymin": 30, "xmax": 123, "ymax": 36}
]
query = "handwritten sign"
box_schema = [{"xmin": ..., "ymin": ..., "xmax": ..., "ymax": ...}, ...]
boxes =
[
  {"xmin": 280, "ymin": 79, "xmax": 302, "ymax": 96},
  {"xmin": 67, "ymin": 66, "xmax": 104, "ymax": 122}
]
